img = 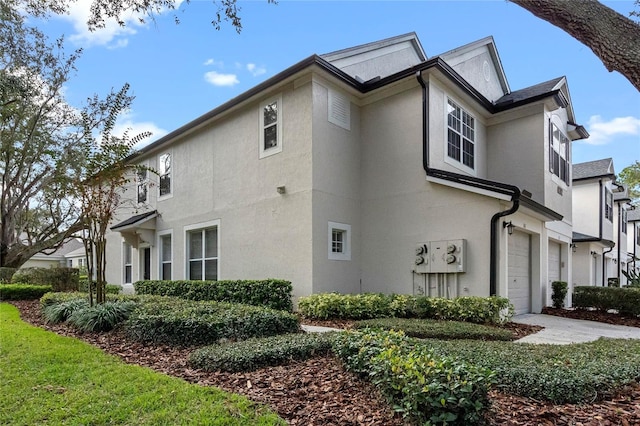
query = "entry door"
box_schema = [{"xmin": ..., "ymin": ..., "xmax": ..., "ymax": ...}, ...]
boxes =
[
  {"xmin": 508, "ymin": 231, "xmax": 531, "ymax": 315},
  {"xmin": 141, "ymin": 247, "xmax": 151, "ymax": 280}
]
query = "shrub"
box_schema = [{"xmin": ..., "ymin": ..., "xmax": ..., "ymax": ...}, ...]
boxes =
[
  {"xmin": 125, "ymin": 297, "xmax": 300, "ymax": 346},
  {"xmin": 40, "ymin": 291, "xmax": 89, "ymax": 307},
  {"xmin": 0, "ymin": 267, "xmax": 16, "ymax": 283},
  {"xmin": 551, "ymin": 281, "xmax": 568, "ymax": 308},
  {"xmin": 190, "ymin": 332, "xmax": 337, "ymax": 372},
  {"xmin": 573, "ymin": 286, "xmax": 640, "ymax": 316},
  {"xmin": 43, "ymin": 298, "xmax": 90, "ymax": 324},
  {"xmin": 332, "ymin": 330, "xmax": 495, "ymax": 425},
  {"xmin": 622, "ymin": 269, "xmax": 640, "ymax": 287},
  {"xmin": 299, "ymin": 293, "xmax": 513, "ymax": 324},
  {"xmin": 11, "ymin": 267, "xmax": 79, "ymax": 292},
  {"xmin": 67, "ymin": 301, "xmax": 137, "ymax": 332},
  {"xmin": 78, "ymin": 278, "xmax": 121, "ymax": 294},
  {"xmin": 353, "ymin": 317, "xmax": 514, "ymax": 341},
  {"xmin": 134, "ymin": 279, "xmax": 293, "ymax": 311},
  {"xmin": 0, "ymin": 284, "xmax": 53, "ymax": 300}
]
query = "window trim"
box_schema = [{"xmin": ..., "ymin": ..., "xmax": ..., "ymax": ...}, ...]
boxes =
[
  {"xmin": 184, "ymin": 219, "xmax": 220, "ymax": 280},
  {"xmin": 123, "ymin": 241, "xmax": 133, "ymax": 284},
  {"xmin": 328, "ymin": 221, "xmax": 351, "ymax": 261},
  {"xmin": 158, "ymin": 230, "xmax": 173, "ymax": 280},
  {"xmin": 622, "ymin": 208, "xmax": 628, "ymax": 234},
  {"xmin": 549, "ymin": 122, "xmax": 570, "ymax": 185},
  {"xmin": 259, "ymin": 94, "xmax": 283, "ymax": 159},
  {"xmin": 445, "ymin": 98, "xmax": 476, "ymax": 174},
  {"xmin": 158, "ymin": 151, "xmax": 173, "ymax": 200}
]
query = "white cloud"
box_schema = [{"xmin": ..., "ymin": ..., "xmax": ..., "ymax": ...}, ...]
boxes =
[
  {"xmin": 113, "ymin": 113, "xmax": 169, "ymax": 148},
  {"xmin": 584, "ymin": 115, "xmax": 640, "ymax": 145},
  {"xmin": 204, "ymin": 71, "xmax": 239, "ymax": 87},
  {"xmin": 204, "ymin": 58, "xmax": 215, "ymax": 66},
  {"xmin": 247, "ymin": 63, "xmax": 266, "ymax": 77}
]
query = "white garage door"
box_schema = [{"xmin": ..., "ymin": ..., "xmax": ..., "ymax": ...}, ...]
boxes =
[
  {"xmin": 548, "ymin": 242, "xmax": 561, "ymax": 284},
  {"xmin": 509, "ymin": 230, "xmax": 531, "ymax": 315}
]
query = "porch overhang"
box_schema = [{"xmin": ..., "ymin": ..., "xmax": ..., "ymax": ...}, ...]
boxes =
[{"xmin": 110, "ymin": 210, "xmax": 158, "ymax": 246}]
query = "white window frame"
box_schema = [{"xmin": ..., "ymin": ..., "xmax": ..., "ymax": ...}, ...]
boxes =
[
  {"xmin": 550, "ymin": 122, "xmax": 570, "ymax": 185},
  {"xmin": 123, "ymin": 241, "xmax": 133, "ymax": 284},
  {"xmin": 158, "ymin": 230, "xmax": 173, "ymax": 280},
  {"xmin": 605, "ymin": 188, "xmax": 613, "ymax": 222},
  {"xmin": 259, "ymin": 95, "xmax": 283, "ymax": 159},
  {"xmin": 158, "ymin": 151, "xmax": 173, "ymax": 199},
  {"xmin": 622, "ymin": 208, "xmax": 628, "ymax": 234},
  {"xmin": 445, "ymin": 98, "xmax": 476, "ymax": 173},
  {"xmin": 184, "ymin": 219, "xmax": 220, "ymax": 280},
  {"xmin": 136, "ymin": 162, "xmax": 149, "ymax": 204},
  {"xmin": 328, "ymin": 221, "xmax": 351, "ymax": 261}
]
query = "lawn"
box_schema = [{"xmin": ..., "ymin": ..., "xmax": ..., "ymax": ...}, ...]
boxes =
[{"xmin": 0, "ymin": 303, "xmax": 285, "ymax": 425}]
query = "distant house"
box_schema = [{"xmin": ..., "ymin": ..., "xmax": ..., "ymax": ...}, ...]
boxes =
[
  {"xmin": 21, "ymin": 238, "xmax": 85, "ymax": 270},
  {"xmin": 105, "ymin": 33, "xmax": 589, "ymax": 313},
  {"xmin": 627, "ymin": 209, "xmax": 640, "ymax": 279}
]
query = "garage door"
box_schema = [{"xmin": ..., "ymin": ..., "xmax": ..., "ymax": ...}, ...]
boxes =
[
  {"xmin": 548, "ymin": 242, "xmax": 561, "ymax": 284},
  {"xmin": 509, "ymin": 231, "xmax": 531, "ymax": 315}
]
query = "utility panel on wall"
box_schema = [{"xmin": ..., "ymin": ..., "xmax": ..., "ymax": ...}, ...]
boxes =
[{"xmin": 414, "ymin": 239, "xmax": 466, "ymax": 274}]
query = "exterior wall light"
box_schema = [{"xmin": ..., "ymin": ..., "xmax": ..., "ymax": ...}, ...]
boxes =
[
  {"xmin": 570, "ymin": 243, "xmax": 577, "ymax": 253},
  {"xmin": 276, "ymin": 186, "xmax": 286, "ymax": 194},
  {"xmin": 503, "ymin": 221, "xmax": 514, "ymax": 235}
]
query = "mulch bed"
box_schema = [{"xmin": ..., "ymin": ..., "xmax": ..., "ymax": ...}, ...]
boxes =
[{"xmin": 10, "ymin": 300, "xmax": 640, "ymax": 425}]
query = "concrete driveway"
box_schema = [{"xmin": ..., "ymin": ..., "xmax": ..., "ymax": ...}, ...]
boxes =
[{"xmin": 512, "ymin": 314, "xmax": 640, "ymax": 344}]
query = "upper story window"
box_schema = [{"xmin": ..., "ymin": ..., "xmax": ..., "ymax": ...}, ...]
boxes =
[
  {"xmin": 259, "ymin": 95, "xmax": 283, "ymax": 159},
  {"xmin": 550, "ymin": 123, "xmax": 570, "ymax": 185},
  {"xmin": 447, "ymin": 99, "xmax": 475, "ymax": 170},
  {"xmin": 622, "ymin": 208, "xmax": 628, "ymax": 234},
  {"xmin": 158, "ymin": 152, "xmax": 172, "ymax": 197},
  {"xmin": 605, "ymin": 188, "xmax": 613, "ymax": 222},
  {"xmin": 136, "ymin": 167, "xmax": 148, "ymax": 204}
]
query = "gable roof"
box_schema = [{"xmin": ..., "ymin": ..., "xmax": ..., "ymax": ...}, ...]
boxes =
[
  {"xmin": 110, "ymin": 210, "xmax": 158, "ymax": 231},
  {"xmin": 572, "ymin": 158, "xmax": 615, "ymax": 181},
  {"xmin": 495, "ymin": 77, "xmax": 564, "ymax": 108}
]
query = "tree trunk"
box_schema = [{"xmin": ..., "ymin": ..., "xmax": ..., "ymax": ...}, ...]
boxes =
[{"xmin": 511, "ymin": 0, "xmax": 640, "ymax": 92}]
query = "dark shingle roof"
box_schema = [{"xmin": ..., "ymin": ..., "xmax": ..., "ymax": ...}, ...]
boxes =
[
  {"xmin": 110, "ymin": 210, "xmax": 157, "ymax": 230},
  {"xmin": 614, "ymin": 187, "xmax": 631, "ymax": 202},
  {"xmin": 572, "ymin": 158, "xmax": 615, "ymax": 181},
  {"xmin": 494, "ymin": 77, "xmax": 564, "ymax": 108},
  {"xmin": 629, "ymin": 209, "xmax": 640, "ymax": 222},
  {"xmin": 572, "ymin": 232, "xmax": 615, "ymax": 247}
]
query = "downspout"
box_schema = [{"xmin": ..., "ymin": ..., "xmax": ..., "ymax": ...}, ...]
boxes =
[
  {"xmin": 602, "ymin": 245, "xmax": 614, "ymax": 286},
  {"xmin": 416, "ymin": 71, "xmax": 520, "ymax": 297},
  {"xmin": 599, "ymin": 179, "xmax": 603, "ymax": 240},
  {"xmin": 617, "ymin": 201, "xmax": 622, "ymax": 283}
]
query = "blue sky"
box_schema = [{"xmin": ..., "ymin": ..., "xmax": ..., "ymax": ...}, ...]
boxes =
[{"xmin": 35, "ymin": 0, "xmax": 640, "ymax": 173}]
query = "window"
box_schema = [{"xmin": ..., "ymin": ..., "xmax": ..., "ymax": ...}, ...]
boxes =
[
  {"xmin": 328, "ymin": 221, "xmax": 351, "ymax": 261},
  {"xmin": 159, "ymin": 233, "xmax": 172, "ymax": 280},
  {"xmin": 159, "ymin": 152, "xmax": 171, "ymax": 197},
  {"xmin": 123, "ymin": 242, "xmax": 132, "ymax": 284},
  {"xmin": 259, "ymin": 95, "xmax": 283, "ymax": 158},
  {"xmin": 550, "ymin": 123, "xmax": 570, "ymax": 185},
  {"xmin": 605, "ymin": 188, "xmax": 613, "ymax": 222},
  {"xmin": 187, "ymin": 225, "xmax": 218, "ymax": 280},
  {"xmin": 447, "ymin": 99, "xmax": 475, "ymax": 169},
  {"xmin": 136, "ymin": 167, "xmax": 148, "ymax": 203},
  {"xmin": 622, "ymin": 209, "xmax": 628, "ymax": 234}
]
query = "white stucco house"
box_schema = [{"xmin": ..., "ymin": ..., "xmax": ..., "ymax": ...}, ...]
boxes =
[
  {"xmin": 105, "ymin": 33, "xmax": 590, "ymax": 314},
  {"xmin": 21, "ymin": 237, "xmax": 85, "ymax": 270},
  {"xmin": 627, "ymin": 209, "xmax": 640, "ymax": 279}
]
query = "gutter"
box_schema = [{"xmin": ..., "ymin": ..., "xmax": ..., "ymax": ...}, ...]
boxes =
[{"xmin": 416, "ymin": 71, "xmax": 521, "ymax": 297}]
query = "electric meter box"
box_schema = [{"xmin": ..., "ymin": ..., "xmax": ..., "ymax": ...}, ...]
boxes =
[{"xmin": 414, "ymin": 239, "xmax": 466, "ymax": 274}]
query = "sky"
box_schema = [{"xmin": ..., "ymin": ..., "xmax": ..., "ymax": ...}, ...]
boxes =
[{"xmin": 33, "ymin": 0, "xmax": 640, "ymax": 174}]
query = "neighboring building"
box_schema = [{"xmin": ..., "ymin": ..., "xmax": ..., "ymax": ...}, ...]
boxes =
[
  {"xmin": 614, "ymin": 188, "xmax": 632, "ymax": 286},
  {"xmin": 21, "ymin": 238, "xmax": 84, "ymax": 270},
  {"xmin": 627, "ymin": 209, "xmax": 640, "ymax": 279},
  {"xmin": 106, "ymin": 33, "xmax": 589, "ymax": 313}
]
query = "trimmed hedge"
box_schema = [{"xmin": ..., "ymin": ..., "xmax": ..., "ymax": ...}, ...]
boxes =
[
  {"xmin": 353, "ymin": 317, "xmax": 514, "ymax": 341},
  {"xmin": 190, "ymin": 332, "xmax": 336, "ymax": 372},
  {"xmin": 0, "ymin": 284, "xmax": 53, "ymax": 300},
  {"xmin": 298, "ymin": 293, "xmax": 513, "ymax": 324},
  {"xmin": 11, "ymin": 267, "xmax": 79, "ymax": 292},
  {"xmin": 332, "ymin": 329, "xmax": 495, "ymax": 425},
  {"xmin": 134, "ymin": 279, "xmax": 293, "ymax": 312},
  {"xmin": 125, "ymin": 297, "xmax": 300, "ymax": 346},
  {"xmin": 77, "ymin": 278, "xmax": 121, "ymax": 294},
  {"xmin": 0, "ymin": 267, "xmax": 16, "ymax": 283},
  {"xmin": 573, "ymin": 286, "xmax": 640, "ymax": 316}
]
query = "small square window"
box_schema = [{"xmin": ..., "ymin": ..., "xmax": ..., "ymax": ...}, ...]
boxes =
[{"xmin": 328, "ymin": 221, "xmax": 351, "ymax": 261}]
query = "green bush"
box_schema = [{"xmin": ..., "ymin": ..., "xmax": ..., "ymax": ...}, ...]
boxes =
[
  {"xmin": 622, "ymin": 269, "xmax": 640, "ymax": 287},
  {"xmin": 0, "ymin": 267, "xmax": 16, "ymax": 283},
  {"xmin": 332, "ymin": 330, "xmax": 495, "ymax": 425},
  {"xmin": 573, "ymin": 286, "xmax": 640, "ymax": 316},
  {"xmin": 11, "ymin": 267, "xmax": 79, "ymax": 292},
  {"xmin": 67, "ymin": 301, "xmax": 137, "ymax": 332},
  {"xmin": 125, "ymin": 297, "xmax": 300, "ymax": 346},
  {"xmin": 551, "ymin": 281, "xmax": 568, "ymax": 308},
  {"xmin": 0, "ymin": 284, "xmax": 53, "ymax": 300},
  {"xmin": 78, "ymin": 278, "xmax": 121, "ymax": 294},
  {"xmin": 190, "ymin": 332, "xmax": 336, "ymax": 372},
  {"xmin": 298, "ymin": 293, "xmax": 513, "ymax": 324},
  {"xmin": 353, "ymin": 317, "xmax": 514, "ymax": 341},
  {"xmin": 43, "ymin": 298, "xmax": 90, "ymax": 324},
  {"xmin": 134, "ymin": 279, "xmax": 293, "ymax": 312},
  {"xmin": 40, "ymin": 291, "xmax": 89, "ymax": 307}
]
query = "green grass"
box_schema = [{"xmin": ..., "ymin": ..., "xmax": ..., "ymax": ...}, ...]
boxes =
[
  {"xmin": 353, "ymin": 317, "xmax": 514, "ymax": 341},
  {"xmin": 0, "ymin": 303, "xmax": 286, "ymax": 426}
]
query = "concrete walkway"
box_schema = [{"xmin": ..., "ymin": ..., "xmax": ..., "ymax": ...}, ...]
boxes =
[
  {"xmin": 301, "ymin": 324, "xmax": 342, "ymax": 333},
  {"xmin": 512, "ymin": 314, "xmax": 640, "ymax": 344}
]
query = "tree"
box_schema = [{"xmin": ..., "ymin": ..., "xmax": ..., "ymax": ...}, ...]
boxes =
[
  {"xmin": 619, "ymin": 161, "xmax": 640, "ymax": 205},
  {"xmin": 0, "ymin": 2, "xmax": 138, "ymax": 269},
  {"xmin": 76, "ymin": 84, "xmax": 150, "ymax": 304},
  {"xmin": 510, "ymin": 0, "xmax": 640, "ymax": 92}
]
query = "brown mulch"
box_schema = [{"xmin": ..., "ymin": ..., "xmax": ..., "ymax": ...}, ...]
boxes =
[{"xmin": 10, "ymin": 300, "xmax": 640, "ymax": 425}]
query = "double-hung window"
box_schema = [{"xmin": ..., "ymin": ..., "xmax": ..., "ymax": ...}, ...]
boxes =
[
  {"xmin": 187, "ymin": 226, "xmax": 218, "ymax": 280},
  {"xmin": 159, "ymin": 152, "xmax": 172, "ymax": 197},
  {"xmin": 605, "ymin": 188, "xmax": 613, "ymax": 222},
  {"xmin": 447, "ymin": 99, "xmax": 475, "ymax": 170},
  {"xmin": 136, "ymin": 167, "xmax": 148, "ymax": 204},
  {"xmin": 123, "ymin": 242, "xmax": 132, "ymax": 284},
  {"xmin": 622, "ymin": 209, "xmax": 628, "ymax": 234},
  {"xmin": 550, "ymin": 123, "xmax": 570, "ymax": 185},
  {"xmin": 159, "ymin": 233, "xmax": 172, "ymax": 280},
  {"xmin": 259, "ymin": 95, "xmax": 283, "ymax": 158}
]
